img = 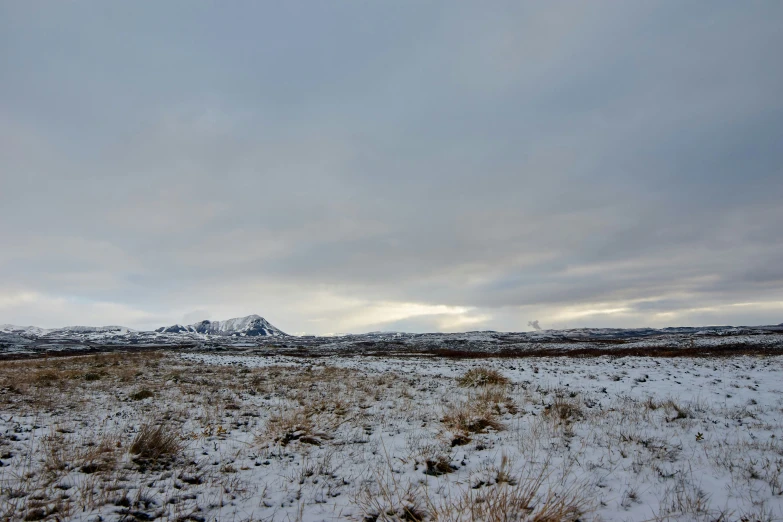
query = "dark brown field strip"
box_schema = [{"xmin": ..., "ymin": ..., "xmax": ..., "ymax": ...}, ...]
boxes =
[{"xmin": 3, "ymin": 338, "xmax": 782, "ymax": 361}]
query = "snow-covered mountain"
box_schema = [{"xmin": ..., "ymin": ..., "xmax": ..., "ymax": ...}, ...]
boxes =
[
  {"xmin": 155, "ymin": 314, "xmax": 286, "ymax": 337},
  {"xmin": 50, "ymin": 325, "xmax": 134, "ymax": 335},
  {"xmin": 0, "ymin": 324, "xmax": 49, "ymax": 336},
  {"xmin": 0, "ymin": 315, "xmax": 286, "ymax": 343}
]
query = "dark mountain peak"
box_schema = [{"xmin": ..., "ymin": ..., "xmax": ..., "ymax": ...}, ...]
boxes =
[{"xmin": 156, "ymin": 315, "xmax": 286, "ymax": 337}]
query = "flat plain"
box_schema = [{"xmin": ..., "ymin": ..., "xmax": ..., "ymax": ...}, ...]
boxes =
[{"xmin": 1, "ymin": 348, "xmax": 782, "ymax": 521}]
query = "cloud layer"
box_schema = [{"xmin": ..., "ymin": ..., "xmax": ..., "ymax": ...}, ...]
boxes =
[{"xmin": 1, "ymin": 2, "xmax": 782, "ymax": 332}]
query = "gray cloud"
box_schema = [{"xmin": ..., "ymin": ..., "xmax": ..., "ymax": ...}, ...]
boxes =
[{"xmin": 1, "ymin": 1, "xmax": 782, "ymax": 332}]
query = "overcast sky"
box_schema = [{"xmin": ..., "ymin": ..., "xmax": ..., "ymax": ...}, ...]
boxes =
[{"xmin": 1, "ymin": 1, "xmax": 782, "ymax": 334}]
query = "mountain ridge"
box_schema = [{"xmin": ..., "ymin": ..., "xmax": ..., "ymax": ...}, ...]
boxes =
[
  {"xmin": 2, "ymin": 318, "xmax": 783, "ymax": 358},
  {"xmin": 154, "ymin": 314, "xmax": 286, "ymax": 337},
  {"xmin": 2, "ymin": 318, "xmax": 783, "ymax": 339},
  {"xmin": 1, "ymin": 314, "xmax": 286, "ymax": 338}
]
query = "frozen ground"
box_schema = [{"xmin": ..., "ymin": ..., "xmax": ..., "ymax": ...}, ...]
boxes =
[{"xmin": 1, "ymin": 351, "xmax": 782, "ymax": 521}]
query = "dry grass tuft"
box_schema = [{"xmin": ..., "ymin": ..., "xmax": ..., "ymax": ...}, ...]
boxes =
[
  {"xmin": 424, "ymin": 455, "xmax": 457, "ymax": 476},
  {"xmin": 431, "ymin": 482, "xmax": 589, "ymax": 521},
  {"xmin": 457, "ymin": 368, "xmax": 510, "ymax": 388},
  {"xmin": 130, "ymin": 388, "xmax": 154, "ymax": 400},
  {"xmin": 129, "ymin": 423, "xmax": 183, "ymax": 463},
  {"xmin": 356, "ymin": 476, "xmax": 427, "ymax": 522},
  {"xmin": 264, "ymin": 408, "xmax": 316, "ymax": 446},
  {"xmin": 34, "ymin": 370, "xmax": 60, "ymax": 386},
  {"xmin": 544, "ymin": 396, "xmax": 583, "ymax": 423},
  {"xmin": 79, "ymin": 432, "xmax": 122, "ymax": 474},
  {"xmin": 360, "ymin": 453, "xmax": 591, "ymax": 522},
  {"xmin": 660, "ymin": 399, "xmax": 690, "ymax": 421},
  {"xmin": 442, "ymin": 401, "xmax": 505, "ymax": 435},
  {"xmin": 260, "ymin": 405, "xmax": 340, "ymax": 447},
  {"xmin": 428, "ymin": 457, "xmax": 591, "ymax": 521}
]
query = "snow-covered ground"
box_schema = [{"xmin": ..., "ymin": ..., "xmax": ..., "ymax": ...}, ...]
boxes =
[{"xmin": 1, "ymin": 352, "xmax": 782, "ymax": 521}]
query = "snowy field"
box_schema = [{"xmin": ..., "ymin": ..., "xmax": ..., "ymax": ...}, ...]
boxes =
[{"xmin": 1, "ymin": 351, "xmax": 782, "ymax": 521}]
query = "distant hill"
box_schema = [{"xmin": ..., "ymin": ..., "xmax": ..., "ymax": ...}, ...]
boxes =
[{"xmin": 155, "ymin": 314, "xmax": 286, "ymax": 337}]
